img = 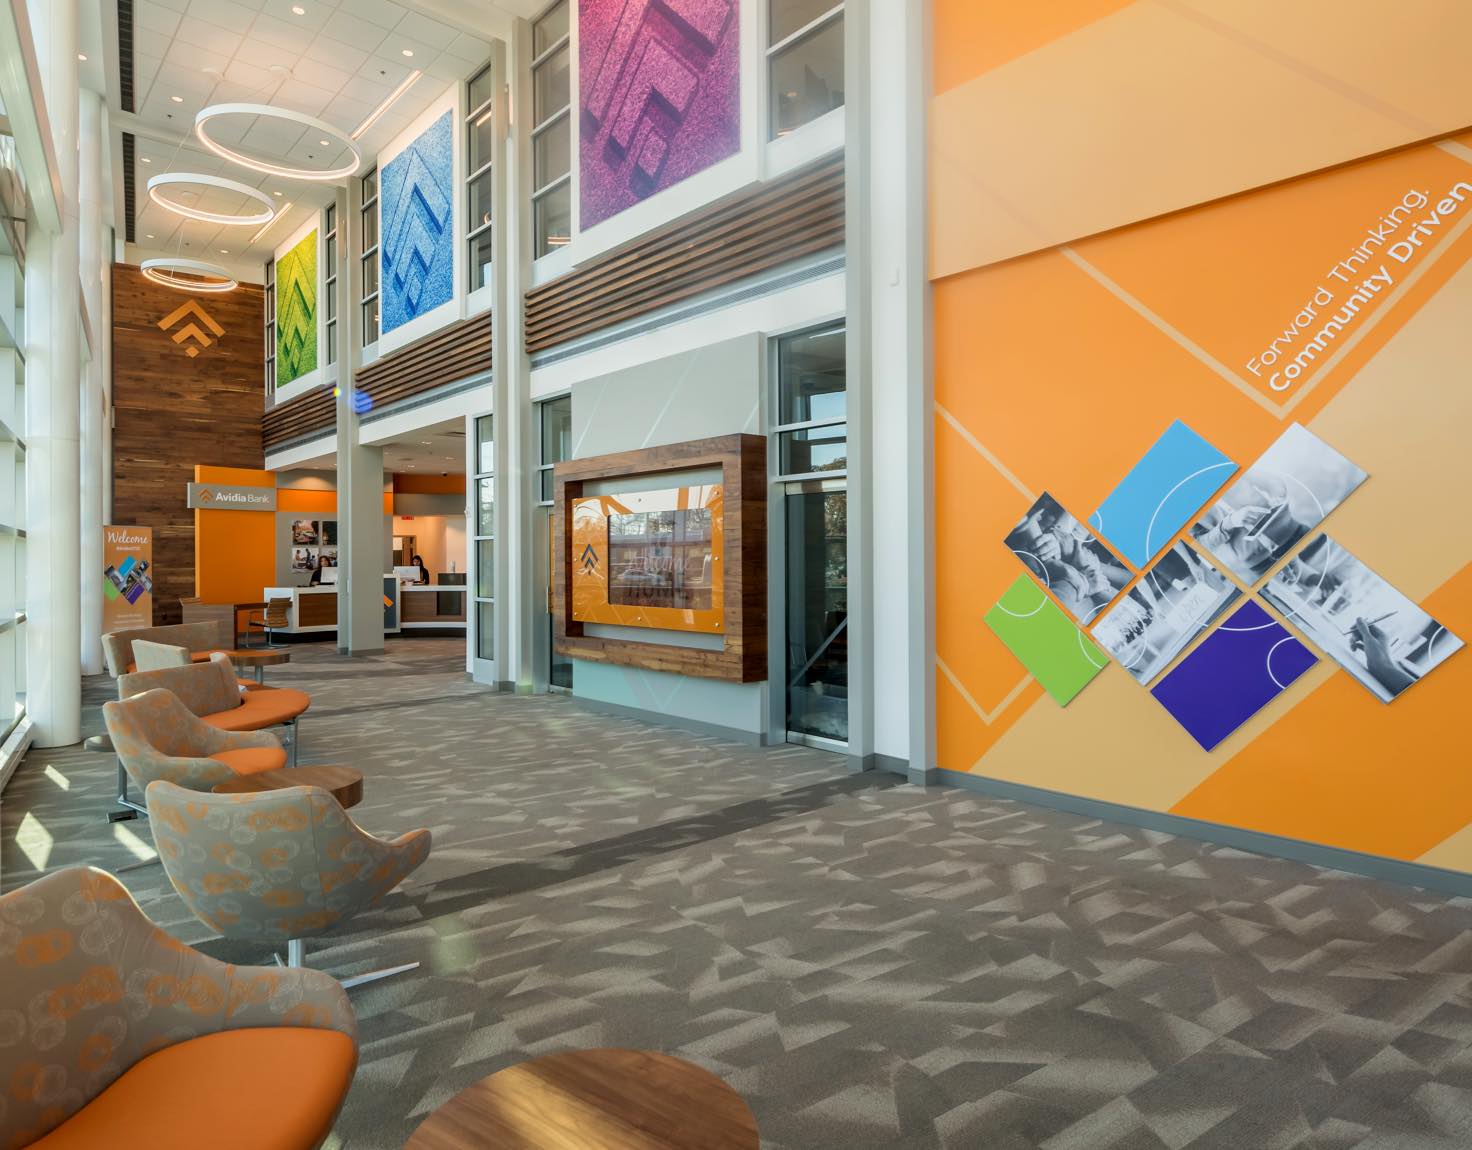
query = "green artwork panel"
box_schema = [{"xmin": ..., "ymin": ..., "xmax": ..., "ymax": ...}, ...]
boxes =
[
  {"xmin": 276, "ymin": 228, "xmax": 318, "ymax": 386},
  {"xmin": 984, "ymin": 574, "xmax": 1109, "ymax": 706}
]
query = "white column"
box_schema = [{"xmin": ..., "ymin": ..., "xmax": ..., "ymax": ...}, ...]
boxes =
[
  {"xmin": 24, "ymin": 0, "xmax": 81, "ymax": 745},
  {"xmin": 78, "ymin": 88, "xmax": 104, "ymax": 675}
]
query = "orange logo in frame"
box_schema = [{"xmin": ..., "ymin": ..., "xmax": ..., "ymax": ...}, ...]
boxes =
[{"xmin": 156, "ymin": 299, "xmax": 225, "ymax": 359}]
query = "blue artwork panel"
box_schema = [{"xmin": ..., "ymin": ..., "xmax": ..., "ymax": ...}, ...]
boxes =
[
  {"xmin": 380, "ymin": 109, "xmax": 454, "ymax": 335},
  {"xmin": 1150, "ymin": 599, "xmax": 1317, "ymax": 751},
  {"xmin": 1089, "ymin": 420, "xmax": 1237, "ymax": 568}
]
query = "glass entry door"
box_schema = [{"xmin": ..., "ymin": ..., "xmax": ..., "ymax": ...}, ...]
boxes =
[{"xmin": 785, "ymin": 481, "xmax": 847, "ymax": 744}]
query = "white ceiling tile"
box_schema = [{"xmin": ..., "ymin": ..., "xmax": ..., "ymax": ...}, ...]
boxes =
[
  {"xmin": 185, "ymin": 0, "xmax": 261, "ymax": 34},
  {"xmin": 233, "ymin": 36, "xmax": 300, "ymax": 69},
  {"xmin": 149, "ymin": 0, "xmax": 189, "ymax": 11},
  {"xmin": 423, "ymin": 55, "xmax": 468, "ymax": 84},
  {"xmin": 322, "ymin": 94, "xmax": 374, "ymax": 131},
  {"xmin": 163, "ymin": 39, "xmax": 232, "ymax": 78},
  {"xmin": 355, "ymin": 53, "xmax": 416, "ymax": 88},
  {"xmin": 258, "ymin": 0, "xmax": 330, "ymax": 30},
  {"xmin": 290, "ymin": 57, "xmax": 353, "ymax": 95},
  {"xmin": 133, "ymin": 51, "xmax": 164, "ymax": 86},
  {"xmin": 249, "ymin": 12, "xmax": 310, "ymax": 50},
  {"xmin": 322, "ymin": 10, "xmax": 391, "ymax": 53},
  {"xmin": 223, "ymin": 58, "xmax": 276, "ymax": 90},
  {"xmin": 135, "ymin": 0, "xmax": 183, "ymax": 35},
  {"xmin": 173, "ymin": 19, "xmax": 244, "ymax": 56},
  {"xmin": 393, "ymin": 11, "xmax": 457, "ymax": 50},
  {"xmin": 302, "ymin": 36, "xmax": 370, "ymax": 74},
  {"xmin": 343, "ymin": 0, "xmax": 406, "ymax": 30},
  {"xmin": 444, "ymin": 31, "xmax": 491, "ymax": 64},
  {"xmin": 272, "ymin": 77, "xmax": 336, "ymax": 118},
  {"xmin": 133, "ymin": 25, "xmax": 174, "ymax": 58},
  {"xmin": 339, "ymin": 74, "xmax": 392, "ymax": 106}
]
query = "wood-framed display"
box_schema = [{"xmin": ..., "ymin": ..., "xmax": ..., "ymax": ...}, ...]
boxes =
[{"xmin": 553, "ymin": 434, "xmax": 766, "ymax": 682}]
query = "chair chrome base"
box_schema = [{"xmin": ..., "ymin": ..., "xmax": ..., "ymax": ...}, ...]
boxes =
[{"xmin": 278, "ymin": 938, "xmax": 419, "ymax": 989}]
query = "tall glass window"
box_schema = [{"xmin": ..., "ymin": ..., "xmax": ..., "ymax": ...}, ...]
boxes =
[
  {"xmin": 768, "ymin": 1, "xmax": 845, "ymax": 139},
  {"xmin": 530, "ymin": 0, "xmax": 571, "ymax": 257},
  {"xmin": 536, "ymin": 396, "xmax": 572, "ymax": 689},
  {"xmin": 0, "ymin": 148, "xmax": 27, "ymax": 738},
  {"xmin": 358, "ymin": 167, "xmax": 379, "ymax": 347},
  {"xmin": 322, "ymin": 204, "xmax": 337, "ymax": 366},
  {"xmin": 467, "ymin": 62, "xmax": 495, "ymax": 292},
  {"xmin": 472, "ymin": 415, "xmax": 496, "ymax": 663},
  {"xmin": 774, "ymin": 324, "xmax": 847, "ymax": 745},
  {"xmin": 262, "ymin": 257, "xmax": 276, "ymax": 395}
]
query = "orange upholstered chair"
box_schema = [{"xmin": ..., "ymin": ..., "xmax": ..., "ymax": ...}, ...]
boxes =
[
  {"xmin": 0, "ymin": 867, "xmax": 357, "ymax": 1150},
  {"xmin": 117, "ymin": 654, "xmax": 310, "ymax": 765}
]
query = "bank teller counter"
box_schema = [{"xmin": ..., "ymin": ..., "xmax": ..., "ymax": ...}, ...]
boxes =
[
  {"xmin": 263, "ymin": 576, "xmax": 404, "ymax": 635},
  {"xmin": 397, "ymin": 571, "xmax": 467, "ymax": 630}
]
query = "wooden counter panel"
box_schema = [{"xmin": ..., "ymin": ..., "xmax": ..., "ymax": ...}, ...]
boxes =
[{"xmin": 296, "ymin": 594, "xmax": 338, "ymax": 628}]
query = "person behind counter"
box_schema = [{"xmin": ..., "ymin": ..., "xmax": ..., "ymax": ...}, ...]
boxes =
[
  {"xmin": 308, "ymin": 555, "xmax": 328, "ymax": 586},
  {"xmin": 412, "ymin": 553, "xmax": 430, "ymax": 585}
]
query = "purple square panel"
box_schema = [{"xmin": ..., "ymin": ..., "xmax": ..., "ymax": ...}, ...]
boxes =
[{"xmin": 1150, "ymin": 600, "xmax": 1317, "ymax": 751}]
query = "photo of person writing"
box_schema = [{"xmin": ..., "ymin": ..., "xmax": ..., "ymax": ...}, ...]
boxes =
[
  {"xmin": 1262, "ymin": 533, "xmax": 1464, "ymax": 703},
  {"xmin": 1004, "ymin": 492, "xmax": 1131, "ymax": 624},
  {"xmin": 1191, "ymin": 423, "xmax": 1367, "ymax": 585}
]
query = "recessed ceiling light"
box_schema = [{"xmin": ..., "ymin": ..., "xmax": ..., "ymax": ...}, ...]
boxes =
[
  {"xmin": 318, "ymin": 139, "xmax": 330, "ymax": 146},
  {"xmin": 291, "ymin": 4, "xmax": 305, "ymax": 12},
  {"xmin": 219, "ymin": 249, "xmax": 229, "ymax": 254},
  {"xmin": 140, "ymin": 157, "xmax": 152, "ymax": 163},
  {"xmin": 273, "ymin": 190, "xmax": 282, "ymax": 197},
  {"xmin": 145, "ymin": 234, "xmax": 155, "ymax": 239},
  {"xmin": 77, "ymin": 53, "xmax": 87, "ymax": 61},
  {"xmin": 401, "ymin": 48, "xmax": 414, "ymax": 57},
  {"xmin": 170, "ymin": 95, "xmax": 183, "ymax": 103}
]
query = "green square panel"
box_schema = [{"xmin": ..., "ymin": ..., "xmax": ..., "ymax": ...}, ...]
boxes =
[
  {"xmin": 276, "ymin": 228, "xmax": 318, "ymax": 386},
  {"xmin": 984, "ymin": 574, "xmax": 1109, "ymax": 705}
]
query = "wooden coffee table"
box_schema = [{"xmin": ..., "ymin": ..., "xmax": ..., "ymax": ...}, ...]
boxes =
[
  {"xmin": 220, "ymin": 647, "xmax": 291, "ymax": 685},
  {"xmin": 213, "ymin": 764, "xmax": 362, "ymax": 809},
  {"xmin": 404, "ymin": 1049, "xmax": 759, "ymax": 1150}
]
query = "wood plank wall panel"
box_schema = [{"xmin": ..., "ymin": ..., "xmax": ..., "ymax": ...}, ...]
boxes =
[
  {"xmin": 261, "ymin": 311, "xmax": 493, "ymax": 452},
  {"xmin": 552, "ymin": 435, "xmax": 767, "ymax": 682},
  {"xmin": 111, "ymin": 263, "xmax": 264, "ymax": 625},
  {"xmin": 525, "ymin": 154, "xmax": 844, "ymax": 355}
]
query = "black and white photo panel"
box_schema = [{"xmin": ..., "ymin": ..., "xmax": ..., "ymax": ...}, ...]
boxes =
[
  {"xmin": 1092, "ymin": 541, "xmax": 1242, "ymax": 685},
  {"xmin": 1191, "ymin": 423, "xmax": 1367, "ymax": 585},
  {"xmin": 1260, "ymin": 534, "xmax": 1464, "ymax": 703},
  {"xmin": 1003, "ymin": 491, "xmax": 1131, "ymax": 626}
]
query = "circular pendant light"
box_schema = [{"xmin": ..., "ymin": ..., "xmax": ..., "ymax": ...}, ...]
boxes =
[
  {"xmin": 195, "ymin": 103, "xmax": 362, "ymax": 181},
  {"xmin": 147, "ymin": 172, "xmax": 276, "ymax": 226},
  {"xmin": 140, "ymin": 258, "xmax": 238, "ymax": 293}
]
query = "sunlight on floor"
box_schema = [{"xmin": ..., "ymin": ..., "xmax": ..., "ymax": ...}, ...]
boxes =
[
  {"xmin": 17, "ymin": 810, "xmax": 52, "ymax": 870},
  {"xmin": 43, "ymin": 764, "xmax": 69, "ymax": 790},
  {"xmin": 112, "ymin": 821, "xmax": 156, "ymax": 861}
]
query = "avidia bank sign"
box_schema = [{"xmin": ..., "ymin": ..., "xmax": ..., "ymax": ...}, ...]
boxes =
[{"xmin": 186, "ymin": 482, "xmax": 277, "ymax": 511}]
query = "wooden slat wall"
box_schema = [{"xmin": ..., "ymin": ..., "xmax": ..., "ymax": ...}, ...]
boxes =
[
  {"xmin": 111, "ymin": 263, "xmax": 265, "ymax": 625},
  {"xmin": 525, "ymin": 154, "xmax": 844, "ymax": 355},
  {"xmin": 261, "ymin": 311, "xmax": 493, "ymax": 453},
  {"xmin": 261, "ymin": 384, "xmax": 334, "ymax": 453}
]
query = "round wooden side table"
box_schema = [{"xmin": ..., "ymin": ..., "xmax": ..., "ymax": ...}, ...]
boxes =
[
  {"xmin": 212, "ymin": 764, "xmax": 363, "ymax": 809},
  {"xmin": 404, "ymin": 1049, "xmax": 759, "ymax": 1150},
  {"xmin": 220, "ymin": 647, "xmax": 291, "ymax": 684}
]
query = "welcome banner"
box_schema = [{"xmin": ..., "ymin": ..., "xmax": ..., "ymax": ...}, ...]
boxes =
[{"xmin": 103, "ymin": 525, "xmax": 153, "ymax": 632}]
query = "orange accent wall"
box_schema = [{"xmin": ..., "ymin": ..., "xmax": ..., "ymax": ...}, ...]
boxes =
[
  {"xmin": 278, "ymin": 489, "xmax": 338, "ymax": 514},
  {"xmin": 930, "ymin": 7, "xmax": 1472, "ymax": 871},
  {"xmin": 193, "ymin": 466, "xmax": 275, "ymax": 607}
]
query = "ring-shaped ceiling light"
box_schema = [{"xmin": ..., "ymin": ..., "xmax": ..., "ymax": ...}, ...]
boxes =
[
  {"xmin": 140, "ymin": 258, "xmax": 238, "ymax": 293},
  {"xmin": 195, "ymin": 103, "xmax": 362, "ymax": 181},
  {"xmin": 146, "ymin": 172, "xmax": 276, "ymax": 227}
]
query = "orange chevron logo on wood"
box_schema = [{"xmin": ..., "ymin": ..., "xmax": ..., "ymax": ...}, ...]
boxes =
[{"xmin": 156, "ymin": 299, "xmax": 225, "ymax": 359}]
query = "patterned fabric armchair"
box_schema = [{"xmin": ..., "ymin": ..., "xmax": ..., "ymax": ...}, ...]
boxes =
[
  {"xmin": 146, "ymin": 781, "xmax": 431, "ymax": 989},
  {"xmin": 101, "ymin": 621, "xmax": 227, "ymax": 678},
  {"xmin": 118, "ymin": 655, "xmax": 310, "ymax": 765},
  {"xmin": 102, "ymin": 689, "xmax": 286, "ymax": 795},
  {"xmin": 0, "ymin": 867, "xmax": 356, "ymax": 1150}
]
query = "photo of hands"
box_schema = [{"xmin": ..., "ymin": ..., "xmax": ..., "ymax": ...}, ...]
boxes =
[
  {"xmin": 1191, "ymin": 423, "xmax": 1366, "ymax": 585},
  {"xmin": 1260, "ymin": 533, "xmax": 1464, "ymax": 702},
  {"xmin": 1092, "ymin": 541, "xmax": 1242, "ymax": 686},
  {"xmin": 1003, "ymin": 492, "xmax": 1131, "ymax": 625}
]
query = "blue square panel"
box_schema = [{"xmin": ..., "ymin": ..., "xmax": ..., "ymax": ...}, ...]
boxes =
[{"xmin": 1089, "ymin": 420, "xmax": 1237, "ymax": 568}]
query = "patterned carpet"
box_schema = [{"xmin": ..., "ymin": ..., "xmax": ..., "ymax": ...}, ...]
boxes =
[{"xmin": 6, "ymin": 638, "xmax": 1472, "ymax": 1149}]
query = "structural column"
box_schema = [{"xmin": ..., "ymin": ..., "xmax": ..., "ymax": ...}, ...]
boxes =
[
  {"xmin": 24, "ymin": 0, "xmax": 81, "ymax": 745},
  {"xmin": 334, "ymin": 185, "xmax": 385, "ymax": 654},
  {"xmin": 78, "ymin": 88, "xmax": 105, "ymax": 675}
]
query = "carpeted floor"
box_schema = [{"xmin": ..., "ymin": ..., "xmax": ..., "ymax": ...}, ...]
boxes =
[{"xmin": 6, "ymin": 638, "xmax": 1472, "ymax": 1148}]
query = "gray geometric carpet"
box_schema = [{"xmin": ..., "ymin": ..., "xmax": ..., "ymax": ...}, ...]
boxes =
[{"xmin": 6, "ymin": 638, "xmax": 1472, "ymax": 1148}]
